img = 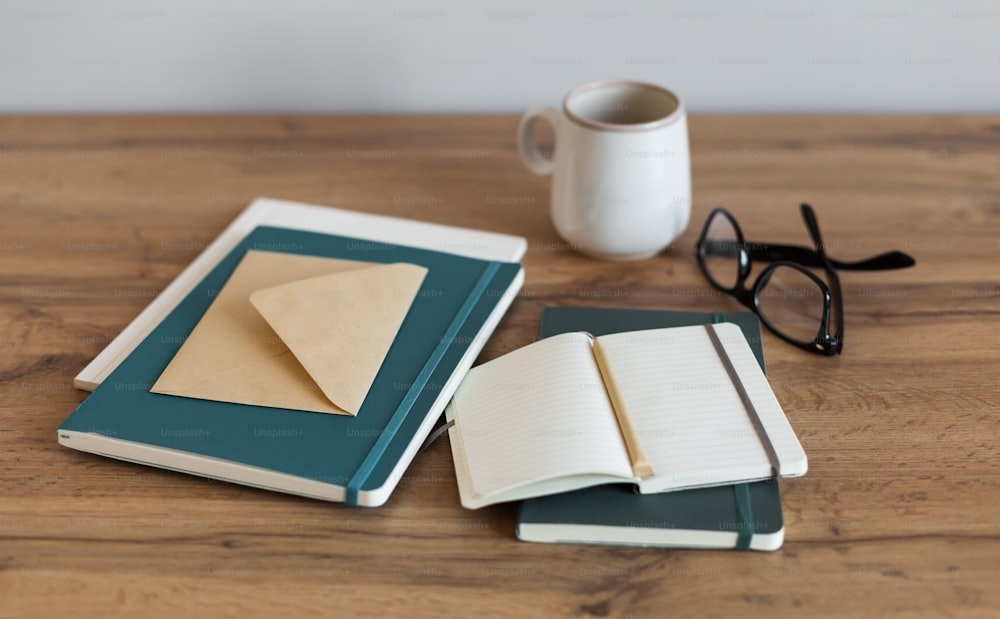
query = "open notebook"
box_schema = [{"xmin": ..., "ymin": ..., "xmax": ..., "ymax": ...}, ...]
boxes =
[{"xmin": 446, "ymin": 323, "xmax": 807, "ymax": 509}]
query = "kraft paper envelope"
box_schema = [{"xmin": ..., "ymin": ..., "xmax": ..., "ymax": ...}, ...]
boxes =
[{"xmin": 151, "ymin": 250, "xmax": 428, "ymax": 415}]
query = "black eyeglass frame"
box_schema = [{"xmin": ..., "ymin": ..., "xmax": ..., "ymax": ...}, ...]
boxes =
[{"xmin": 696, "ymin": 204, "xmax": 847, "ymax": 355}]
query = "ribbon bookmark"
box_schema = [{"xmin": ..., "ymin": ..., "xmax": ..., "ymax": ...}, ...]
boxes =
[{"xmin": 417, "ymin": 419, "xmax": 455, "ymax": 455}]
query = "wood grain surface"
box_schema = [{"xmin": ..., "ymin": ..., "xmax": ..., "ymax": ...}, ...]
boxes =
[{"xmin": 1, "ymin": 115, "xmax": 999, "ymax": 618}]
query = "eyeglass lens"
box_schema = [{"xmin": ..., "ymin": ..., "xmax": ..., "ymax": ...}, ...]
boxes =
[
  {"xmin": 756, "ymin": 265, "xmax": 826, "ymax": 344},
  {"xmin": 701, "ymin": 213, "xmax": 741, "ymax": 290}
]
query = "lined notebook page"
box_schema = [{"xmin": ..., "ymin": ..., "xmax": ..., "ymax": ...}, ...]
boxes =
[
  {"xmin": 595, "ymin": 323, "xmax": 807, "ymax": 493},
  {"xmin": 450, "ymin": 332, "xmax": 633, "ymax": 501}
]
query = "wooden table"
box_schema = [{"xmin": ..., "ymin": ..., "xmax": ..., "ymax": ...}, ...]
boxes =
[{"xmin": 1, "ymin": 115, "xmax": 998, "ymax": 618}]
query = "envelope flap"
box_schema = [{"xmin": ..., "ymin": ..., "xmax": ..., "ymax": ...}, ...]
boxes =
[{"xmin": 249, "ymin": 262, "xmax": 428, "ymax": 415}]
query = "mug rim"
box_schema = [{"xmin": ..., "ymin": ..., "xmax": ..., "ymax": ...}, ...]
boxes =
[{"xmin": 563, "ymin": 80, "xmax": 685, "ymax": 132}]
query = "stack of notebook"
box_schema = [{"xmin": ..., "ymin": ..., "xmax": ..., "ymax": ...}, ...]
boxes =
[
  {"xmin": 58, "ymin": 198, "xmax": 526, "ymax": 506},
  {"xmin": 445, "ymin": 307, "xmax": 806, "ymax": 551},
  {"xmin": 58, "ymin": 197, "xmax": 805, "ymax": 549}
]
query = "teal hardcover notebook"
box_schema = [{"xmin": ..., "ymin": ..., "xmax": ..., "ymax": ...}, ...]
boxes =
[
  {"xmin": 516, "ymin": 307, "xmax": 785, "ymax": 550},
  {"xmin": 58, "ymin": 225, "xmax": 522, "ymax": 507}
]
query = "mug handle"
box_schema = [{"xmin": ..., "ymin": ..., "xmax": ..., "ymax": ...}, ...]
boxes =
[{"xmin": 517, "ymin": 106, "xmax": 559, "ymax": 176}]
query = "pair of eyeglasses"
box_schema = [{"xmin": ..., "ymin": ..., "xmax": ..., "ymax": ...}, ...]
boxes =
[{"xmin": 695, "ymin": 203, "xmax": 916, "ymax": 355}]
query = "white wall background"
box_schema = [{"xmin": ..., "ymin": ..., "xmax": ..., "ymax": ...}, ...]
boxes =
[{"xmin": 1, "ymin": 0, "xmax": 999, "ymax": 114}]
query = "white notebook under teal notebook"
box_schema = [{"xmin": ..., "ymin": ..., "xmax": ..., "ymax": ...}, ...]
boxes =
[{"xmin": 446, "ymin": 322, "xmax": 807, "ymax": 509}]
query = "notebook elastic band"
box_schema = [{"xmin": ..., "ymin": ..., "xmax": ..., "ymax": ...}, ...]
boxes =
[
  {"xmin": 703, "ymin": 323, "xmax": 782, "ymax": 476},
  {"xmin": 733, "ymin": 483, "xmax": 754, "ymax": 550},
  {"xmin": 345, "ymin": 261, "xmax": 500, "ymax": 505}
]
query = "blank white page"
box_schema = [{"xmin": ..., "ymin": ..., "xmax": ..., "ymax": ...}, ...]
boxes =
[
  {"xmin": 448, "ymin": 332, "xmax": 634, "ymax": 502},
  {"xmin": 595, "ymin": 323, "xmax": 807, "ymax": 493}
]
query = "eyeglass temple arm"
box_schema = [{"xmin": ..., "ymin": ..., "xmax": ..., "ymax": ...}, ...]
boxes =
[{"xmin": 747, "ymin": 243, "xmax": 916, "ymax": 271}]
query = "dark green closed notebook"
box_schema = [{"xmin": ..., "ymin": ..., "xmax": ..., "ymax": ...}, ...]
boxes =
[
  {"xmin": 58, "ymin": 225, "xmax": 523, "ymax": 507},
  {"xmin": 516, "ymin": 307, "xmax": 785, "ymax": 551}
]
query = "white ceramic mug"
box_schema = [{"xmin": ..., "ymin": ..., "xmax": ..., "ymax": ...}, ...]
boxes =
[{"xmin": 518, "ymin": 80, "xmax": 691, "ymax": 260}]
